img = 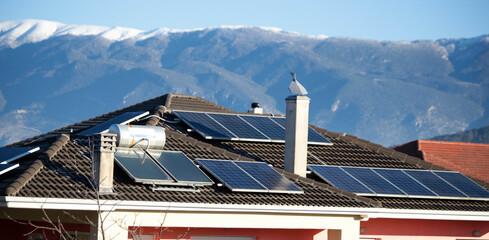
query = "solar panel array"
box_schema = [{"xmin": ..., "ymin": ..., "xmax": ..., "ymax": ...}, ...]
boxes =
[
  {"xmin": 308, "ymin": 165, "xmax": 489, "ymax": 200},
  {"xmin": 0, "ymin": 147, "xmax": 40, "ymax": 176},
  {"xmin": 173, "ymin": 110, "xmax": 332, "ymax": 145},
  {"xmin": 196, "ymin": 159, "xmax": 303, "ymax": 194},
  {"xmin": 0, "ymin": 147, "xmax": 40, "ymax": 164},
  {"xmin": 78, "ymin": 111, "xmax": 149, "ymax": 136},
  {"xmin": 114, "ymin": 148, "xmax": 213, "ymax": 186}
]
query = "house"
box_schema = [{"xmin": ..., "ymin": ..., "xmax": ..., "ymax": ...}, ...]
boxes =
[
  {"xmin": 0, "ymin": 93, "xmax": 488, "ymax": 240},
  {"xmin": 394, "ymin": 140, "xmax": 489, "ymax": 183}
]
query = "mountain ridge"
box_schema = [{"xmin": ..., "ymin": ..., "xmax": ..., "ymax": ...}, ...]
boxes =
[{"xmin": 1, "ymin": 19, "xmax": 488, "ymax": 147}]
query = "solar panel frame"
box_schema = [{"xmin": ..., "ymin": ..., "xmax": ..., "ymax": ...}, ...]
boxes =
[
  {"xmin": 433, "ymin": 171, "xmax": 489, "ymax": 199},
  {"xmin": 234, "ymin": 161, "xmax": 303, "ymax": 194},
  {"xmin": 0, "ymin": 146, "xmax": 40, "ymax": 164},
  {"xmin": 146, "ymin": 150, "xmax": 213, "ymax": 185},
  {"xmin": 174, "ymin": 110, "xmax": 332, "ymax": 145},
  {"xmin": 114, "ymin": 148, "xmax": 173, "ymax": 184},
  {"xmin": 173, "ymin": 111, "xmax": 236, "ymax": 140},
  {"xmin": 78, "ymin": 111, "xmax": 149, "ymax": 136},
  {"xmin": 403, "ymin": 169, "xmax": 468, "ymax": 198},
  {"xmin": 0, "ymin": 163, "xmax": 19, "ymax": 175},
  {"xmin": 373, "ymin": 168, "xmax": 437, "ymax": 197},
  {"xmin": 207, "ymin": 113, "xmax": 269, "ymax": 141},
  {"xmin": 308, "ymin": 165, "xmax": 374, "ymax": 194},
  {"xmin": 196, "ymin": 159, "xmax": 268, "ymax": 192},
  {"xmin": 342, "ymin": 166, "xmax": 406, "ymax": 196}
]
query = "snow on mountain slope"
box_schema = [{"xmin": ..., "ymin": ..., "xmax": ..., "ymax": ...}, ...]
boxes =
[{"xmin": 0, "ymin": 19, "xmax": 488, "ymax": 147}]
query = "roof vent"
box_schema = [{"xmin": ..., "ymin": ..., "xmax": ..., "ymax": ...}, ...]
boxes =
[{"xmin": 248, "ymin": 102, "xmax": 263, "ymax": 114}]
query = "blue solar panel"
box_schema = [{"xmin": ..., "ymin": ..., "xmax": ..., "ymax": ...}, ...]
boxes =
[
  {"xmin": 403, "ymin": 170, "xmax": 467, "ymax": 198},
  {"xmin": 342, "ymin": 167, "xmax": 405, "ymax": 195},
  {"xmin": 147, "ymin": 150, "xmax": 213, "ymax": 185},
  {"xmin": 373, "ymin": 168, "xmax": 436, "ymax": 197},
  {"xmin": 208, "ymin": 113, "xmax": 269, "ymax": 140},
  {"xmin": 174, "ymin": 111, "xmax": 236, "ymax": 139},
  {"xmin": 239, "ymin": 115, "xmax": 285, "ymax": 140},
  {"xmin": 78, "ymin": 111, "xmax": 149, "ymax": 136},
  {"xmin": 174, "ymin": 111, "xmax": 332, "ymax": 145},
  {"xmin": 196, "ymin": 159, "xmax": 267, "ymax": 192},
  {"xmin": 308, "ymin": 165, "xmax": 374, "ymax": 194},
  {"xmin": 234, "ymin": 161, "xmax": 303, "ymax": 193},
  {"xmin": 433, "ymin": 171, "xmax": 489, "ymax": 199},
  {"xmin": 114, "ymin": 148, "xmax": 173, "ymax": 183},
  {"xmin": 0, "ymin": 147, "xmax": 40, "ymax": 164},
  {"xmin": 0, "ymin": 163, "xmax": 19, "ymax": 175}
]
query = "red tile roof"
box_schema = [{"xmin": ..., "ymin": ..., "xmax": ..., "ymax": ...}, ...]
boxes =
[{"xmin": 394, "ymin": 140, "xmax": 489, "ymax": 183}]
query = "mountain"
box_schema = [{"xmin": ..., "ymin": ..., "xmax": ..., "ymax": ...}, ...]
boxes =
[
  {"xmin": 1, "ymin": 20, "xmax": 488, "ymax": 147},
  {"xmin": 429, "ymin": 125, "xmax": 489, "ymax": 143}
]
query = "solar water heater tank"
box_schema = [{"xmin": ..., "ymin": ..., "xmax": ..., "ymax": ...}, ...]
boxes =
[{"xmin": 109, "ymin": 124, "xmax": 166, "ymax": 150}]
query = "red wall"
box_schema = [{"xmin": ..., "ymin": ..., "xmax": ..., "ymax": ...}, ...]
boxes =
[
  {"xmin": 129, "ymin": 227, "xmax": 326, "ymax": 240},
  {"xmin": 360, "ymin": 218, "xmax": 489, "ymax": 239}
]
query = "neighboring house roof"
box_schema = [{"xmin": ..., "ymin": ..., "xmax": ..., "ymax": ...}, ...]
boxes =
[
  {"xmin": 1, "ymin": 94, "xmax": 489, "ymax": 214},
  {"xmin": 394, "ymin": 140, "xmax": 489, "ymax": 184}
]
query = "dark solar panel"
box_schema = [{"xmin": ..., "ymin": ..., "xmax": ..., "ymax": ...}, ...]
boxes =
[
  {"xmin": 342, "ymin": 167, "xmax": 405, "ymax": 195},
  {"xmin": 0, "ymin": 147, "xmax": 40, "ymax": 164},
  {"xmin": 403, "ymin": 170, "xmax": 467, "ymax": 198},
  {"xmin": 175, "ymin": 111, "xmax": 331, "ymax": 145},
  {"xmin": 308, "ymin": 165, "xmax": 374, "ymax": 194},
  {"xmin": 433, "ymin": 171, "xmax": 489, "ymax": 199},
  {"xmin": 114, "ymin": 148, "xmax": 172, "ymax": 183},
  {"xmin": 196, "ymin": 159, "xmax": 267, "ymax": 192},
  {"xmin": 234, "ymin": 161, "xmax": 303, "ymax": 193},
  {"xmin": 0, "ymin": 163, "xmax": 19, "ymax": 175},
  {"xmin": 174, "ymin": 111, "xmax": 236, "ymax": 139},
  {"xmin": 208, "ymin": 113, "xmax": 269, "ymax": 140},
  {"xmin": 147, "ymin": 150, "xmax": 213, "ymax": 185},
  {"xmin": 373, "ymin": 168, "xmax": 436, "ymax": 197},
  {"xmin": 78, "ymin": 111, "xmax": 149, "ymax": 136},
  {"xmin": 239, "ymin": 115, "xmax": 285, "ymax": 140}
]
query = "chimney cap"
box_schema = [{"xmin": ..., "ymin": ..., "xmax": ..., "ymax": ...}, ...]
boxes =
[{"xmin": 251, "ymin": 102, "xmax": 260, "ymax": 108}]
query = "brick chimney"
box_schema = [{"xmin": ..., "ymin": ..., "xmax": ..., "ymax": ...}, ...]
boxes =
[
  {"xmin": 284, "ymin": 95, "xmax": 310, "ymax": 177},
  {"xmin": 90, "ymin": 133, "xmax": 116, "ymax": 194}
]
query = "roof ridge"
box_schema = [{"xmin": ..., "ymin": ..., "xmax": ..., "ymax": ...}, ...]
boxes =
[
  {"xmin": 419, "ymin": 139, "xmax": 489, "ymax": 147},
  {"xmin": 5, "ymin": 134, "xmax": 70, "ymax": 196},
  {"xmin": 166, "ymin": 93, "xmax": 237, "ymax": 113}
]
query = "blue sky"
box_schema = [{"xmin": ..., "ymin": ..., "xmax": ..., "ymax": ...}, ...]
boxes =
[{"xmin": 1, "ymin": 0, "xmax": 488, "ymax": 41}]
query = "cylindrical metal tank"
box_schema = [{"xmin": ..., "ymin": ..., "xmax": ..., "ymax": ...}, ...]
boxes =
[{"xmin": 108, "ymin": 124, "xmax": 166, "ymax": 150}]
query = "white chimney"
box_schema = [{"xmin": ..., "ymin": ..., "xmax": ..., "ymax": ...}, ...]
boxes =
[
  {"xmin": 90, "ymin": 133, "xmax": 116, "ymax": 194},
  {"xmin": 284, "ymin": 95, "xmax": 310, "ymax": 177},
  {"xmin": 248, "ymin": 102, "xmax": 263, "ymax": 114}
]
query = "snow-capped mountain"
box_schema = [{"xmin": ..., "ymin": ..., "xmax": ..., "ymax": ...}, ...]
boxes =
[{"xmin": 1, "ymin": 19, "xmax": 488, "ymax": 147}]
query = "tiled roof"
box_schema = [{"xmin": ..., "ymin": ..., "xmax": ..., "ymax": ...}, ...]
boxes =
[
  {"xmin": 394, "ymin": 140, "xmax": 489, "ymax": 184},
  {"xmin": 2, "ymin": 94, "xmax": 489, "ymax": 213}
]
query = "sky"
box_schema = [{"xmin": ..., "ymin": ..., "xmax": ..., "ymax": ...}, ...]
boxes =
[{"xmin": 0, "ymin": 0, "xmax": 488, "ymax": 41}]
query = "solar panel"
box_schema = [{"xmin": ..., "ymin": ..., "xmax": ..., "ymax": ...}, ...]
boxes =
[
  {"xmin": 78, "ymin": 111, "xmax": 149, "ymax": 136},
  {"xmin": 239, "ymin": 115, "xmax": 285, "ymax": 140},
  {"xmin": 0, "ymin": 163, "xmax": 19, "ymax": 175},
  {"xmin": 234, "ymin": 161, "xmax": 303, "ymax": 193},
  {"xmin": 174, "ymin": 111, "xmax": 332, "ymax": 145},
  {"xmin": 309, "ymin": 165, "xmax": 489, "ymax": 200},
  {"xmin": 114, "ymin": 148, "xmax": 173, "ymax": 183},
  {"xmin": 208, "ymin": 113, "xmax": 269, "ymax": 140},
  {"xmin": 0, "ymin": 146, "xmax": 40, "ymax": 164},
  {"xmin": 196, "ymin": 159, "xmax": 267, "ymax": 192},
  {"xmin": 308, "ymin": 165, "xmax": 374, "ymax": 194},
  {"xmin": 146, "ymin": 150, "xmax": 213, "ymax": 185},
  {"xmin": 433, "ymin": 171, "xmax": 489, "ymax": 199},
  {"xmin": 373, "ymin": 168, "xmax": 436, "ymax": 197},
  {"xmin": 342, "ymin": 167, "xmax": 405, "ymax": 195},
  {"xmin": 174, "ymin": 111, "xmax": 236, "ymax": 139},
  {"xmin": 403, "ymin": 170, "xmax": 467, "ymax": 198}
]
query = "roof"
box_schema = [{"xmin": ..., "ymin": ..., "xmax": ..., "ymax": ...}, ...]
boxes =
[
  {"xmin": 394, "ymin": 140, "xmax": 489, "ymax": 184},
  {"xmin": 1, "ymin": 93, "xmax": 489, "ymax": 213}
]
